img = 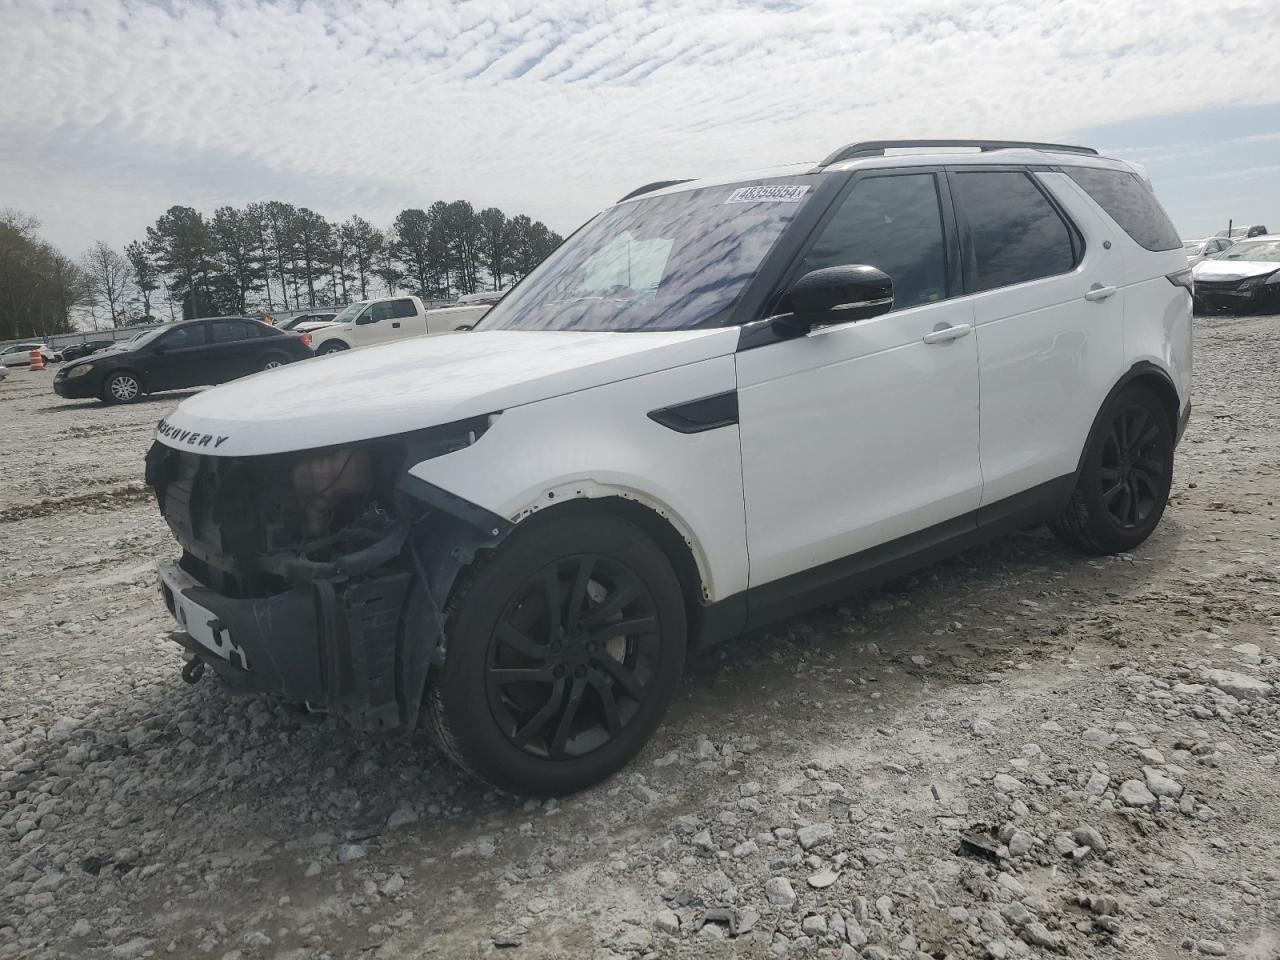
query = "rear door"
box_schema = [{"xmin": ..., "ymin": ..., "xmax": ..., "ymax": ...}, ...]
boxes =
[
  {"xmin": 205, "ymin": 319, "xmax": 265, "ymax": 381},
  {"xmin": 948, "ymin": 167, "xmax": 1125, "ymax": 507}
]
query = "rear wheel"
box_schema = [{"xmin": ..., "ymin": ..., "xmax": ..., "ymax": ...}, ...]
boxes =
[
  {"xmin": 427, "ymin": 512, "xmax": 687, "ymax": 796},
  {"xmin": 102, "ymin": 372, "xmax": 143, "ymax": 405},
  {"xmin": 316, "ymin": 341, "xmax": 348, "ymax": 356},
  {"xmin": 1050, "ymin": 386, "xmax": 1174, "ymax": 554}
]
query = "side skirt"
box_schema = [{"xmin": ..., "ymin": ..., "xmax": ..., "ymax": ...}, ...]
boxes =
[{"xmin": 693, "ymin": 474, "xmax": 1076, "ymax": 648}]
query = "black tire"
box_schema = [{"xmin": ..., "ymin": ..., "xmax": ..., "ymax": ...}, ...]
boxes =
[
  {"xmin": 316, "ymin": 341, "xmax": 348, "ymax": 356},
  {"xmin": 427, "ymin": 511, "xmax": 687, "ymax": 796},
  {"xmin": 258, "ymin": 353, "xmax": 288, "ymax": 372},
  {"xmin": 101, "ymin": 371, "xmax": 143, "ymax": 405},
  {"xmin": 1050, "ymin": 386, "xmax": 1174, "ymax": 554}
]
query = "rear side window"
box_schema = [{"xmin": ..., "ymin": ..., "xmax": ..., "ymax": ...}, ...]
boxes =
[
  {"xmin": 952, "ymin": 171, "xmax": 1078, "ymax": 292},
  {"xmin": 391, "ymin": 299, "xmax": 416, "ymax": 319},
  {"xmin": 800, "ymin": 173, "xmax": 949, "ymax": 310},
  {"xmin": 1064, "ymin": 167, "xmax": 1181, "ymax": 252},
  {"xmin": 211, "ymin": 320, "xmax": 255, "ymax": 343}
]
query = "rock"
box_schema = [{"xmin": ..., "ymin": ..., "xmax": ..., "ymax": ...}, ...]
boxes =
[
  {"xmin": 1082, "ymin": 727, "xmax": 1115, "ymax": 748},
  {"xmin": 765, "ymin": 877, "xmax": 796, "ymax": 906},
  {"xmin": 111, "ymin": 939, "xmax": 151, "ymax": 959},
  {"xmin": 380, "ymin": 873, "xmax": 405, "ymax": 896},
  {"xmin": 1202, "ymin": 669, "xmax": 1273, "ymax": 700},
  {"xmin": 1072, "ymin": 825, "xmax": 1107, "ymax": 853},
  {"xmin": 386, "ymin": 804, "xmax": 418, "ymax": 830},
  {"xmin": 863, "ymin": 948, "xmax": 891, "ymax": 960},
  {"xmin": 993, "ymin": 774, "xmax": 1022, "ymax": 794},
  {"xmin": 690, "ymin": 828, "xmax": 715, "ymax": 853},
  {"xmin": 972, "ymin": 719, "xmax": 995, "ymax": 737},
  {"xmin": 1053, "ymin": 833, "xmax": 1076, "ymax": 855},
  {"xmin": 336, "ymin": 843, "xmax": 367, "ymax": 864},
  {"xmin": 801, "ymin": 915, "xmax": 827, "ymax": 936},
  {"xmin": 1119, "ymin": 780, "xmax": 1156, "ymax": 809},
  {"xmin": 797, "ymin": 823, "xmax": 833, "ymax": 850},
  {"xmin": 948, "ymin": 906, "xmax": 970, "ymax": 923},
  {"xmin": 845, "ymin": 919, "xmax": 868, "ymax": 947},
  {"xmin": 1144, "ymin": 767, "xmax": 1183, "ymax": 799},
  {"xmin": 807, "ymin": 867, "xmax": 839, "ymax": 889},
  {"xmin": 69, "ymin": 919, "xmax": 91, "ymax": 937},
  {"xmin": 996, "ymin": 873, "xmax": 1025, "ymax": 897},
  {"xmin": 243, "ymin": 931, "xmax": 271, "ymax": 950},
  {"xmin": 1022, "ymin": 922, "xmax": 1061, "ymax": 950},
  {"xmin": 1085, "ymin": 771, "xmax": 1111, "ymax": 795},
  {"xmin": 611, "ymin": 925, "xmax": 652, "ymax": 952},
  {"xmin": 1138, "ymin": 748, "xmax": 1165, "ymax": 765},
  {"xmin": 1008, "ymin": 831, "xmax": 1034, "ymax": 857},
  {"xmin": 1197, "ymin": 941, "xmax": 1227, "ymax": 956},
  {"xmin": 732, "ymin": 839, "xmax": 758, "ymax": 858},
  {"xmin": 654, "ymin": 909, "xmax": 680, "ymax": 934}
]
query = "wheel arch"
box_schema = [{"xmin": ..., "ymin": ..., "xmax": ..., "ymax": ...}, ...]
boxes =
[
  {"xmin": 103, "ymin": 366, "xmax": 146, "ymax": 396},
  {"xmin": 1072, "ymin": 360, "xmax": 1181, "ymax": 479}
]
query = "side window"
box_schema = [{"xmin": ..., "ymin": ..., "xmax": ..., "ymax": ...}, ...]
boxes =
[
  {"xmin": 158, "ymin": 325, "xmax": 205, "ymax": 350},
  {"xmin": 366, "ymin": 302, "xmax": 394, "ymax": 323},
  {"xmin": 800, "ymin": 173, "xmax": 948, "ymax": 311},
  {"xmin": 391, "ymin": 299, "xmax": 416, "ymax": 319},
  {"xmin": 952, "ymin": 171, "xmax": 1078, "ymax": 292},
  {"xmin": 211, "ymin": 321, "xmax": 254, "ymax": 343},
  {"xmin": 1063, "ymin": 167, "xmax": 1181, "ymax": 252}
]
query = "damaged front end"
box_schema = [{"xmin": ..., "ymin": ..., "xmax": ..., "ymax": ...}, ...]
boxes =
[{"xmin": 144, "ymin": 416, "xmax": 511, "ymax": 732}]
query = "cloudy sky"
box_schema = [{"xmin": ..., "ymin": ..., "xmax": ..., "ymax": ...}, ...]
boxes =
[{"xmin": 2, "ymin": 0, "xmax": 1277, "ymax": 256}]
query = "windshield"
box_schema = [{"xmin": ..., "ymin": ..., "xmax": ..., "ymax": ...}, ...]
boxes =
[
  {"xmin": 1215, "ymin": 240, "xmax": 1280, "ymax": 263},
  {"xmin": 126, "ymin": 327, "xmax": 169, "ymax": 348},
  {"xmin": 333, "ymin": 302, "xmax": 368, "ymax": 323},
  {"xmin": 476, "ymin": 179, "xmax": 816, "ymax": 332}
]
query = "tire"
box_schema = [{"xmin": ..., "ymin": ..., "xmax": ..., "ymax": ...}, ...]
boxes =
[
  {"xmin": 102, "ymin": 371, "xmax": 143, "ymax": 405},
  {"xmin": 258, "ymin": 354, "xmax": 288, "ymax": 371},
  {"xmin": 427, "ymin": 511, "xmax": 687, "ymax": 796},
  {"xmin": 316, "ymin": 341, "xmax": 349, "ymax": 356},
  {"xmin": 1050, "ymin": 386, "xmax": 1174, "ymax": 555}
]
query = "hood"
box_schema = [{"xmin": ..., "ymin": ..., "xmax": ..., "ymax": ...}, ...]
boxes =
[
  {"xmin": 1193, "ymin": 258, "xmax": 1280, "ymax": 282},
  {"xmin": 156, "ymin": 327, "xmax": 739, "ymax": 456}
]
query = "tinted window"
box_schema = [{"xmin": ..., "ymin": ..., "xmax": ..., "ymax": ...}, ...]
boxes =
[
  {"xmin": 800, "ymin": 174, "xmax": 947, "ymax": 310},
  {"xmin": 953, "ymin": 171, "xmax": 1077, "ymax": 292},
  {"xmin": 211, "ymin": 320, "xmax": 255, "ymax": 343},
  {"xmin": 391, "ymin": 299, "xmax": 416, "ymax": 319},
  {"xmin": 366, "ymin": 302, "xmax": 394, "ymax": 323},
  {"xmin": 1064, "ymin": 167, "xmax": 1181, "ymax": 252},
  {"xmin": 157, "ymin": 325, "xmax": 205, "ymax": 349}
]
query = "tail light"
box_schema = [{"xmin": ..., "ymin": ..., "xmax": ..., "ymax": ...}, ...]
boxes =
[
  {"xmin": 1166, "ymin": 268, "xmax": 1194, "ymax": 292},
  {"xmin": 300, "ymin": 333, "xmax": 312, "ymax": 347}
]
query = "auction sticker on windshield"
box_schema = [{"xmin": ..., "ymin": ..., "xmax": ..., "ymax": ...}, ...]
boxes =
[{"xmin": 725, "ymin": 185, "xmax": 809, "ymax": 204}]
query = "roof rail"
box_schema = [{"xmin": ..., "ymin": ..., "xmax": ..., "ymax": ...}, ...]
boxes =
[
  {"xmin": 617, "ymin": 179, "xmax": 694, "ymax": 203},
  {"xmin": 817, "ymin": 139, "xmax": 1098, "ymax": 168}
]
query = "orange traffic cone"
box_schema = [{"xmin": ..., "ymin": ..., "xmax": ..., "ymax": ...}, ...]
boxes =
[{"xmin": 29, "ymin": 350, "xmax": 45, "ymax": 371}]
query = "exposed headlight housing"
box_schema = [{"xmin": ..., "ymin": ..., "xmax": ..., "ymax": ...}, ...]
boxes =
[{"xmin": 67, "ymin": 363, "xmax": 94, "ymax": 378}]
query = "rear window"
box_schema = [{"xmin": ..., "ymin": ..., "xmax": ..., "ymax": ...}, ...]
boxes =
[{"xmin": 1064, "ymin": 167, "xmax": 1181, "ymax": 252}]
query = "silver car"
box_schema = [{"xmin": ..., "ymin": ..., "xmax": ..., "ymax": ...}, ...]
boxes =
[{"xmin": 1182, "ymin": 236, "xmax": 1234, "ymax": 267}]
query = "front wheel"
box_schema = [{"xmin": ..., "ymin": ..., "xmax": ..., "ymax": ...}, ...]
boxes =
[
  {"xmin": 1050, "ymin": 386, "xmax": 1174, "ymax": 554},
  {"xmin": 427, "ymin": 512, "xmax": 687, "ymax": 796},
  {"xmin": 316, "ymin": 341, "xmax": 348, "ymax": 356},
  {"xmin": 102, "ymin": 372, "xmax": 143, "ymax": 404}
]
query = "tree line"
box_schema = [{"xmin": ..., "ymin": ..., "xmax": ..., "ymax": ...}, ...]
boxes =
[{"xmin": 1, "ymin": 200, "xmax": 565, "ymax": 339}]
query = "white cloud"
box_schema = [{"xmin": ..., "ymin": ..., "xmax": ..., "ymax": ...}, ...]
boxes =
[{"xmin": 0, "ymin": 0, "xmax": 1276, "ymax": 253}]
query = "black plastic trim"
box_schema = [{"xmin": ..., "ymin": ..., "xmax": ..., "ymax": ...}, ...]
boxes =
[
  {"xmin": 397, "ymin": 473, "xmax": 513, "ymax": 538},
  {"xmin": 694, "ymin": 475, "xmax": 1076, "ymax": 645},
  {"xmin": 648, "ymin": 391, "xmax": 739, "ymax": 433},
  {"xmin": 617, "ymin": 179, "xmax": 696, "ymax": 203}
]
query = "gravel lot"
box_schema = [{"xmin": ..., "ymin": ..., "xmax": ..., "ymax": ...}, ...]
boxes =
[{"xmin": 2, "ymin": 314, "xmax": 1278, "ymax": 960}]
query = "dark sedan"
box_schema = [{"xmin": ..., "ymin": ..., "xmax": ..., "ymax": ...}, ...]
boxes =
[{"xmin": 54, "ymin": 316, "xmax": 312, "ymax": 404}]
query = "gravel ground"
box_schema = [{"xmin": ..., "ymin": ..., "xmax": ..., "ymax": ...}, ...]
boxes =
[{"xmin": 2, "ymin": 314, "xmax": 1278, "ymax": 960}]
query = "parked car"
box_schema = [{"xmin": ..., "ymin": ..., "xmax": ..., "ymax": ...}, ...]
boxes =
[
  {"xmin": 55, "ymin": 316, "xmax": 313, "ymax": 404},
  {"xmin": 276, "ymin": 312, "xmax": 337, "ymax": 332},
  {"xmin": 146, "ymin": 139, "xmax": 1191, "ymax": 796},
  {"xmin": 309, "ymin": 296, "xmax": 462, "ymax": 355},
  {"xmin": 1191, "ymin": 236, "xmax": 1280, "ymax": 313},
  {"xmin": 1215, "ymin": 224, "xmax": 1268, "ymax": 239},
  {"xmin": 1181, "ymin": 236, "xmax": 1234, "ymax": 267},
  {"xmin": 60, "ymin": 339, "xmax": 120, "ymax": 362},
  {"xmin": 0, "ymin": 363, "xmax": 7, "ymax": 382},
  {"xmin": 0, "ymin": 343, "xmax": 58, "ymax": 366}
]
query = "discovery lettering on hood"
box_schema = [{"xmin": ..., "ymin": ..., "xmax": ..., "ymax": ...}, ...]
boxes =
[{"xmin": 156, "ymin": 418, "xmax": 229, "ymax": 449}]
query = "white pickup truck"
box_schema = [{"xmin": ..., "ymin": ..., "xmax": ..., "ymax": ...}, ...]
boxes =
[{"xmin": 310, "ymin": 296, "xmax": 486, "ymax": 355}]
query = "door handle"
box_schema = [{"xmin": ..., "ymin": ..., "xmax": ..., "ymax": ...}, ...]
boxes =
[
  {"xmin": 1084, "ymin": 284, "xmax": 1117, "ymax": 302},
  {"xmin": 922, "ymin": 323, "xmax": 973, "ymax": 344},
  {"xmin": 392, "ymin": 322, "xmax": 401, "ymax": 328}
]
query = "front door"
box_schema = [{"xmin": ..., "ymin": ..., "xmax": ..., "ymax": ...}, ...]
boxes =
[
  {"xmin": 143, "ymin": 323, "xmax": 209, "ymax": 391},
  {"xmin": 737, "ymin": 170, "xmax": 983, "ymax": 601},
  {"xmin": 355, "ymin": 300, "xmax": 407, "ymax": 346}
]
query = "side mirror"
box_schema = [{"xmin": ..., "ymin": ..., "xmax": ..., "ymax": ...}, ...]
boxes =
[{"xmin": 790, "ymin": 265, "xmax": 893, "ymax": 328}]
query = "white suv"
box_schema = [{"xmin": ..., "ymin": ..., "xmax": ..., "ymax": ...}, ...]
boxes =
[{"xmin": 146, "ymin": 139, "xmax": 1192, "ymax": 795}]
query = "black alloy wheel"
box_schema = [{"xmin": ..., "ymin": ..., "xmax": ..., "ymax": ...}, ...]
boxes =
[
  {"xmin": 485, "ymin": 554, "xmax": 660, "ymax": 761},
  {"xmin": 1097, "ymin": 402, "xmax": 1164, "ymax": 529}
]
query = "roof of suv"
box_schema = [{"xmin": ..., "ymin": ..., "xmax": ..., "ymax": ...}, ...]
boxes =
[{"xmin": 620, "ymin": 140, "xmax": 1144, "ymax": 205}]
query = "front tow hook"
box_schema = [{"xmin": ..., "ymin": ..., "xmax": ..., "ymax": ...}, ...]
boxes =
[{"xmin": 181, "ymin": 658, "xmax": 206, "ymax": 685}]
